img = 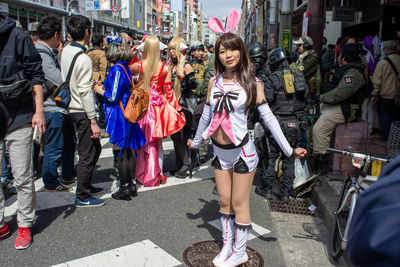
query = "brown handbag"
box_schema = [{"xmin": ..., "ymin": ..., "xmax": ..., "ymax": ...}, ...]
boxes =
[{"xmin": 116, "ymin": 64, "xmax": 149, "ymax": 123}]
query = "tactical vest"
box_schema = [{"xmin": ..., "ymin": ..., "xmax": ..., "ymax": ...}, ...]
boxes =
[
  {"xmin": 191, "ymin": 60, "xmax": 205, "ymax": 82},
  {"xmin": 269, "ymin": 70, "xmax": 307, "ymax": 116}
]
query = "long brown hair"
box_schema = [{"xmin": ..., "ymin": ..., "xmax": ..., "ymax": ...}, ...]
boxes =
[{"xmin": 214, "ymin": 33, "xmax": 257, "ymax": 110}]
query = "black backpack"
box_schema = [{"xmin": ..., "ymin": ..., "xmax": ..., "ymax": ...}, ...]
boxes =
[{"xmin": 0, "ymin": 26, "xmax": 33, "ymax": 108}]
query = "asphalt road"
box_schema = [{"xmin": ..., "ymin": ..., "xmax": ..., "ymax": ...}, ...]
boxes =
[{"xmin": 0, "ymin": 137, "xmax": 348, "ymax": 267}]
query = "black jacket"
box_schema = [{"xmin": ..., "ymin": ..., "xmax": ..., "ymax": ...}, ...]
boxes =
[
  {"xmin": 0, "ymin": 14, "xmax": 44, "ymax": 84},
  {"xmin": 0, "ymin": 14, "xmax": 45, "ymax": 132}
]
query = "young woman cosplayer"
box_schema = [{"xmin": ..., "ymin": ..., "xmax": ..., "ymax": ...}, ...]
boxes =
[
  {"xmin": 131, "ymin": 36, "xmax": 185, "ymax": 187},
  {"xmin": 94, "ymin": 34, "xmax": 146, "ymax": 200},
  {"xmin": 188, "ymin": 32, "xmax": 307, "ymax": 266},
  {"xmin": 167, "ymin": 37, "xmax": 198, "ymax": 178}
]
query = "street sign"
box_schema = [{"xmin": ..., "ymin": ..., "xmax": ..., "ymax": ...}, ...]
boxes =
[
  {"xmin": 112, "ymin": 4, "xmax": 119, "ymax": 13},
  {"xmin": 333, "ymin": 7, "xmax": 354, "ymax": 21},
  {"xmin": 86, "ymin": 1, "xmax": 100, "ymax": 12}
]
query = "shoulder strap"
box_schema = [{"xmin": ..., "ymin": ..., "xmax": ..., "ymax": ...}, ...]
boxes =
[
  {"xmin": 116, "ymin": 63, "xmax": 134, "ymax": 88},
  {"xmin": 384, "ymin": 57, "xmax": 399, "ymax": 77},
  {"xmin": 65, "ymin": 51, "xmax": 84, "ymax": 83}
]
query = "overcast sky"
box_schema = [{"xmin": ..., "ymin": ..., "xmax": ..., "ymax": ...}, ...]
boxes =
[{"xmin": 170, "ymin": 0, "xmax": 242, "ymax": 19}]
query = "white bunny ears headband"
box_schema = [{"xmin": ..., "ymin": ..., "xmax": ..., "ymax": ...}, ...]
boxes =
[
  {"xmin": 208, "ymin": 10, "xmax": 241, "ymax": 34},
  {"xmin": 136, "ymin": 42, "xmax": 168, "ymax": 52}
]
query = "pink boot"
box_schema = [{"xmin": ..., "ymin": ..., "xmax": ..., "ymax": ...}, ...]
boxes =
[
  {"xmin": 217, "ymin": 222, "xmax": 251, "ymax": 267},
  {"xmin": 212, "ymin": 213, "xmax": 235, "ymax": 266}
]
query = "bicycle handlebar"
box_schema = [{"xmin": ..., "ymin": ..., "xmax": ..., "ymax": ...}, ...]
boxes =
[{"xmin": 327, "ymin": 147, "xmax": 389, "ymax": 163}]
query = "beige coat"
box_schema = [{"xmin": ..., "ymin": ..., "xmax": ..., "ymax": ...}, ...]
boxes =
[
  {"xmin": 87, "ymin": 47, "xmax": 107, "ymax": 84},
  {"xmin": 372, "ymin": 53, "xmax": 400, "ymax": 99}
]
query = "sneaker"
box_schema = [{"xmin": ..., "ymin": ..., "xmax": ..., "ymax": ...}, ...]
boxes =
[
  {"xmin": 75, "ymin": 197, "xmax": 105, "ymax": 208},
  {"xmin": 8, "ymin": 186, "xmax": 17, "ymax": 195},
  {"xmin": 14, "ymin": 227, "xmax": 32, "ymax": 250},
  {"xmin": 44, "ymin": 184, "xmax": 70, "ymax": 192},
  {"xmin": 0, "ymin": 222, "xmax": 10, "ymax": 240},
  {"xmin": 60, "ymin": 177, "xmax": 77, "ymax": 185},
  {"xmin": 89, "ymin": 186, "xmax": 104, "ymax": 195}
]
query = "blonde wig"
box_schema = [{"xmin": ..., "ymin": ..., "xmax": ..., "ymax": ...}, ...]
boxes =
[
  {"xmin": 168, "ymin": 36, "xmax": 187, "ymax": 100},
  {"xmin": 142, "ymin": 35, "xmax": 161, "ymax": 92},
  {"xmin": 105, "ymin": 34, "xmax": 133, "ymax": 64}
]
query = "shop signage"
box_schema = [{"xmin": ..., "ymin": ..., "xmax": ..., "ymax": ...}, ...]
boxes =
[
  {"xmin": 333, "ymin": 7, "xmax": 355, "ymax": 21},
  {"xmin": 302, "ymin": 10, "xmax": 309, "ymax": 36},
  {"xmin": 121, "ymin": 0, "xmax": 129, "ymax": 19},
  {"xmin": 282, "ymin": 27, "xmax": 291, "ymax": 52},
  {"xmin": 0, "ymin": 2, "xmax": 8, "ymax": 14},
  {"xmin": 100, "ymin": 0, "xmax": 111, "ymax": 11}
]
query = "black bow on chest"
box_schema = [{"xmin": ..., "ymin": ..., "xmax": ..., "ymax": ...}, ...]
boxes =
[{"xmin": 213, "ymin": 91, "xmax": 239, "ymax": 115}]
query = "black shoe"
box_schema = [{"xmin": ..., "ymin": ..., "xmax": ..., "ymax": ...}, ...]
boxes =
[
  {"xmin": 169, "ymin": 164, "xmax": 182, "ymax": 176},
  {"xmin": 255, "ymin": 186, "xmax": 274, "ymax": 200},
  {"xmin": 175, "ymin": 166, "xmax": 189, "ymax": 178},
  {"xmin": 112, "ymin": 183, "xmax": 131, "ymax": 201}
]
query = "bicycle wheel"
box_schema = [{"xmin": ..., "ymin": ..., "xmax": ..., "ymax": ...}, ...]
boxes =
[{"xmin": 330, "ymin": 176, "xmax": 353, "ymax": 260}]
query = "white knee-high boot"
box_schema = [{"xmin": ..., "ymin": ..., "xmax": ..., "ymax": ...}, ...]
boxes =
[
  {"xmin": 216, "ymin": 222, "xmax": 251, "ymax": 267},
  {"xmin": 213, "ymin": 213, "xmax": 235, "ymax": 266}
]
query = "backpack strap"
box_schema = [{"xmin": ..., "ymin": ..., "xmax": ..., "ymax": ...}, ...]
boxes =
[
  {"xmin": 384, "ymin": 57, "xmax": 400, "ymax": 80},
  {"xmin": 116, "ymin": 63, "xmax": 134, "ymax": 112},
  {"xmin": 65, "ymin": 51, "xmax": 84, "ymax": 84}
]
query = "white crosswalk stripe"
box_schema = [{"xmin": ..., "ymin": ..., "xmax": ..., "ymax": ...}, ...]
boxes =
[{"xmin": 52, "ymin": 239, "xmax": 181, "ymax": 267}]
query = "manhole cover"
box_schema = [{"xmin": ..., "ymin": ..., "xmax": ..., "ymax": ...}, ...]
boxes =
[
  {"xmin": 182, "ymin": 240, "xmax": 264, "ymax": 267},
  {"xmin": 268, "ymin": 198, "xmax": 313, "ymax": 215}
]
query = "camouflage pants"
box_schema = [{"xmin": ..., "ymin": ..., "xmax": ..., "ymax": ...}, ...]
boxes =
[{"xmin": 198, "ymin": 138, "xmax": 209, "ymax": 161}]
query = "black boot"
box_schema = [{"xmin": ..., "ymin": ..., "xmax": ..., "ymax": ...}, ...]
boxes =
[
  {"xmin": 255, "ymin": 185, "xmax": 274, "ymax": 200},
  {"xmin": 130, "ymin": 179, "xmax": 138, "ymax": 197},
  {"xmin": 112, "ymin": 183, "xmax": 131, "ymax": 200},
  {"xmin": 317, "ymin": 154, "xmax": 330, "ymax": 175},
  {"xmin": 279, "ymin": 187, "xmax": 291, "ymax": 203}
]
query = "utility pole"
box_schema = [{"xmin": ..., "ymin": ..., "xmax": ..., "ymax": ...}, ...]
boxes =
[
  {"xmin": 307, "ymin": 0, "xmax": 325, "ymax": 56},
  {"xmin": 279, "ymin": 0, "xmax": 293, "ymax": 52}
]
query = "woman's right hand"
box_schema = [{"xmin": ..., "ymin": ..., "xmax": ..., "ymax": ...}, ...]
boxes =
[
  {"xmin": 187, "ymin": 139, "xmax": 195, "ymax": 150},
  {"xmin": 294, "ymin": 148, "xmax": 307, "ymax": 158}
]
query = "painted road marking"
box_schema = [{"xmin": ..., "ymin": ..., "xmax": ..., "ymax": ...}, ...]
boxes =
[
  {"xmin": 52, "ymin": 239, "xmax": 181, "ymax": 267},
  {"xmin": 5, "ymin": 164, "xmax": 214, "ymax": 217}
]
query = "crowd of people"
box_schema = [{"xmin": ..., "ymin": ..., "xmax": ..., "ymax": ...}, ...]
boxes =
[{"xmin": 0, "ymin": 9, "xmax": 399, "ymax": 267}]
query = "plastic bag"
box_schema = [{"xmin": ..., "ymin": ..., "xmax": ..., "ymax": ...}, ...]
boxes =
[{"xmin": 293, "ymin": 158, "xmax": 310, "ymax": 188}]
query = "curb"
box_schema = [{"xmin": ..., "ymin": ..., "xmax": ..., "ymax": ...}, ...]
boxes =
[{"xmin": 311, "ymin": 175, "xmax": 354, "ymax": 267}]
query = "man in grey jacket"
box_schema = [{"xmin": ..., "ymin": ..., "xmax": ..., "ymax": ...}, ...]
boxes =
[{"xmin": 36, "ymin": 16, "xmax": 76, "ymax": 192}]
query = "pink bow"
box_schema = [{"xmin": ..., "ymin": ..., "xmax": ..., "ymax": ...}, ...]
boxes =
[{"xmin": 208, "ymin": 10, "xmax": 241, "ymax": 34}]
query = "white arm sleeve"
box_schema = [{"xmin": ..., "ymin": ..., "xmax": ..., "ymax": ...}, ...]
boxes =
[
  {"xmin": 257, "ymin": 103, "xmax": 294, "ymax": 157},
  {"xmin": 192, "ymin": 104, "xmax": 212, "ymax": 149}
]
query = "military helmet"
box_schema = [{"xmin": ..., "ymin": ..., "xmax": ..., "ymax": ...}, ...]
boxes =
[
  {"xmin": 191, "ymin": 41, "xmax": 205, "ymax": 52},
  {"xmin": 268, "ymin": 48, "xmax": 286, "ymax": 66},
  {"xmin": 249, "ymin": 44, "xmax": 268, "ymax": 59}
]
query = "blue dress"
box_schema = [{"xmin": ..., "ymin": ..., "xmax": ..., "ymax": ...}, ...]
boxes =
[{"xmin": 103, "ymin": 61, "xmax": 146, "ymax": 149}]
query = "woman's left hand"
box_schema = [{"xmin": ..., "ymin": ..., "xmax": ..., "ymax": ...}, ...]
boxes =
[{"xmin": 294, "ymin": 148, "xmax": 307, "ymax": 158}]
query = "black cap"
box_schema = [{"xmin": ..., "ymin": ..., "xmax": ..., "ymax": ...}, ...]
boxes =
[{"xmin": 341, "ymin": 44, "xmax": 361, "ymax": 62}]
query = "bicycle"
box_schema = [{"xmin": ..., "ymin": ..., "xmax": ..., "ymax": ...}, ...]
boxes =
[{"xmin": 327, "ymin": 147, "xmax": 389, "ymax": 260}]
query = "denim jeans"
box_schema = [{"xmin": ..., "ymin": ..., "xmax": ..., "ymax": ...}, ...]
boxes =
[
  {"xmin": 42, "ymin": 112, "xmax": 76, "ymax": 189},
  {"xmin": 1, "ymin": 149, "xmax": 12, "ymax": 183}
]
